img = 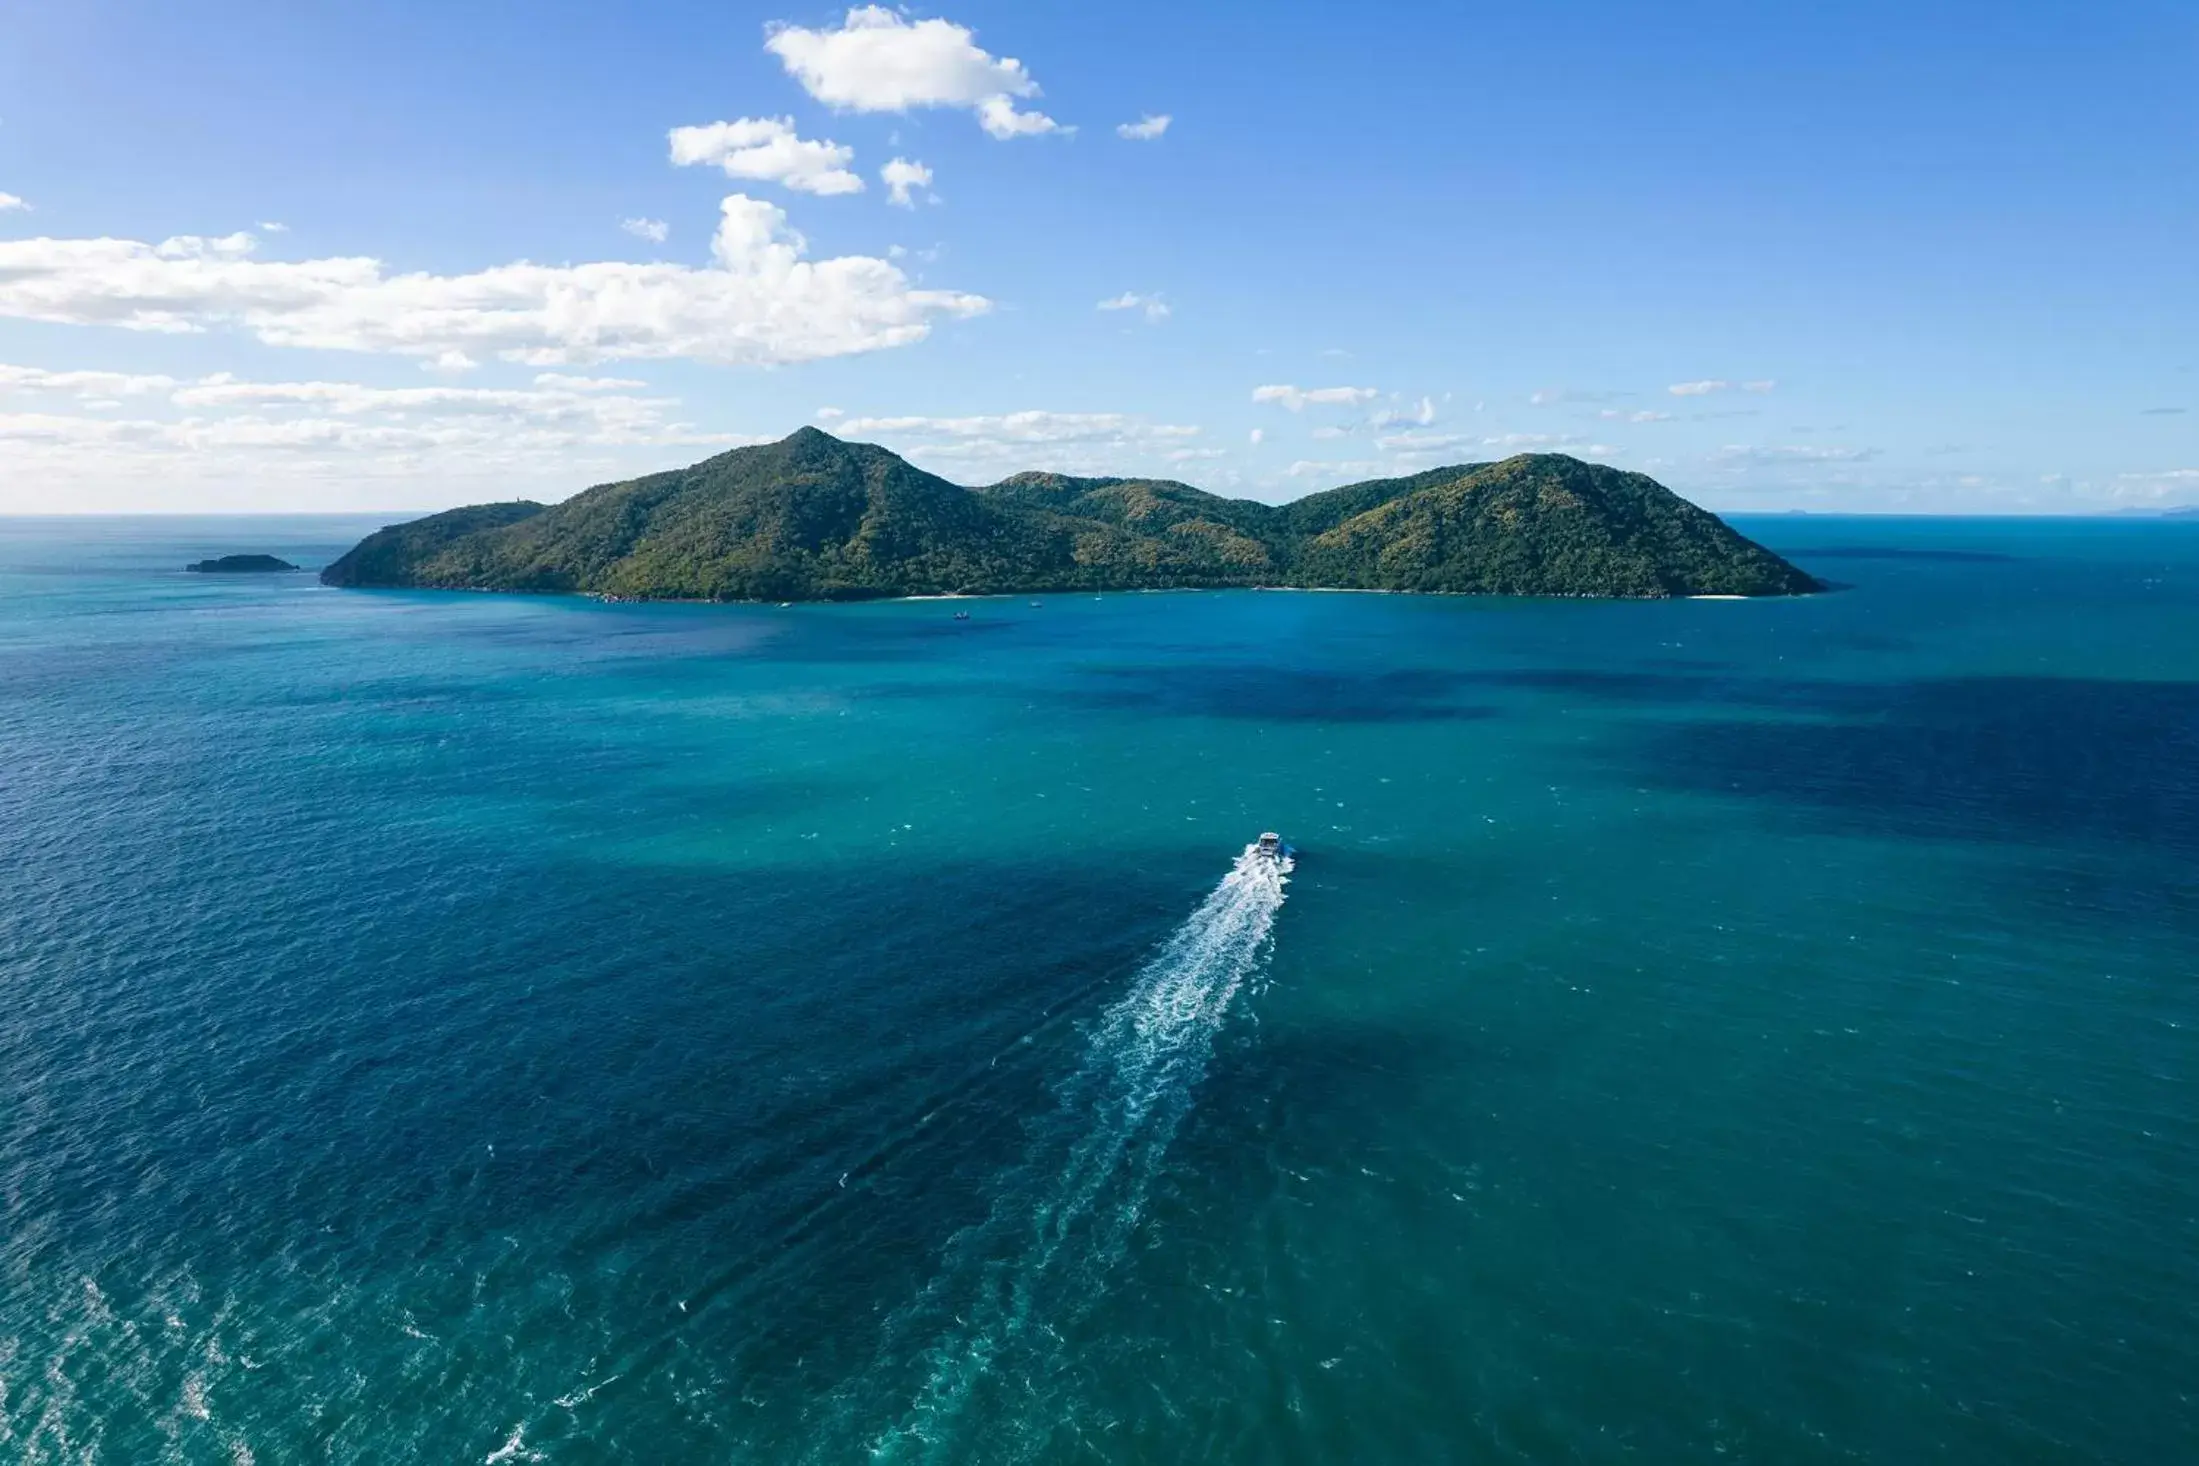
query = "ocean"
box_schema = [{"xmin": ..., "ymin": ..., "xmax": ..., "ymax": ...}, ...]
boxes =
[{"xmin": 2, "ymin": 513, "xmax": 2194, "ymax": 1464}]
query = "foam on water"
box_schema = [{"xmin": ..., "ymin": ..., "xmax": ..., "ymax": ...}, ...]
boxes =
[{"xmin": 825, "ymin": 844, "xmax": 1290, "ymax": 1464}]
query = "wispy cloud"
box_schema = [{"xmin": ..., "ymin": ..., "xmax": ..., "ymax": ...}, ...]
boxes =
[
  {"xmin": 1116, "ymin": 113, "xmax": 1171, "ymax": 140},
  {"xmin": 1097, "ymin": 290, "xmax": 1170, "ymax": 323},
  {"xmin": 1711, "ymin": 443, "xmax": 1876, "ymax": 464},
  {"xmin": 1671, "ymin": 378, "xmax": 1777, "ymax": 397},
  {"xmin": 1530, "ymin": 387, "xmax": 1625, "ymax": 406},
  {"xmin": 1371, "ymin": 395, "xmax": 1435, "ymax": 428},
  {"xmin": 1252, "ymin": 384, "xmax": 1378, "ymax": 411},
  {"xmin": 620, "ymin": 217, "xmax": 670, "ymax": 243}
]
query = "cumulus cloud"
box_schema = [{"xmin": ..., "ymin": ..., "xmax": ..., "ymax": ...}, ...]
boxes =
[
  {"xmin": 668, "ymin": 118, "xmax": 864, "ymax": 195},
  {"xmin": 765, "ymin": 6, "xmax": 1064, "ymax": 139},
  {"xmin": 1116, "ymin": 114, "xmax": 1170, "ymax": 140},
  {"xmin": 880, "ymin": 157, "xmax": 935, "ymax": 208},
  {"xmin": 1096, "ymin": 290, "xmax": 1169, "ymax": 323},
  {"xmin": 1248, "ymin": 427, "xmax": 1264, "ymax": 445},
  {"xmin": 256, "ymin": 220, "xmax": 289, "ymax": 234},
  {"xmin": 0, "ymin": 193, "xmax": 29, "ymax": 213},
  {"xmin": 1251, "ymin": 384, "xmax": 1378, "ymax": 411},
  {"xmin": 0, "ymin": 203, "xmax": 988, "ymax": 368},
  {"xmin": 621, "ymin": 217, "xmax": 670, "ymax": 243}
]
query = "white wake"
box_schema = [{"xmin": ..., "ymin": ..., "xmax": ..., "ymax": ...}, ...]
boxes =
[{"xmin": 842, "ymin": 843, "xmax": 1291, "ymax": 1463}]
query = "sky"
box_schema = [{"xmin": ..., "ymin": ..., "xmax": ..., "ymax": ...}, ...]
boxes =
[{"xmin": 0, "ymin": 0, "xmax": 2193, "ymax": 514}]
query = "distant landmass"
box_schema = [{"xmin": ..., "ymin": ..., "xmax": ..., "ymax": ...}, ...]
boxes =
[
  {"xmin": 321, "ymin": 428, "xmax": 1819, "ymax": 601},
  {"xmin": 187, "ymin": 554, "xmax": 300, "ymax": 573}
]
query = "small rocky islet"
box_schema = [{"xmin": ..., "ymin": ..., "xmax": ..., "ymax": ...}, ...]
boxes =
[
  {"xmin": 320, "ymin": 427, "xmax": 1820, "ymax": 602},
  {"xmin": 186, "ymin": 554, "xmax": 301, "ymax": 574}
]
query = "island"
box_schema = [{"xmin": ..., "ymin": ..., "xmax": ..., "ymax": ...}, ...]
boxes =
[
  {"xmin": 321, "ymin": 427, "xmax": 1820, "ymax": 601},
  {"xmin": 187, "ymin": 554, "xmax": 300, "ymax": 573}
]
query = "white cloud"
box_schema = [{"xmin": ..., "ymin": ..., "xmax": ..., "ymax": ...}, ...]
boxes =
[
  {"xmin": 621, "ymin": 216, "xmax": 670, "ymax": 243},
  {"xmin": 668, "ymin": 118, "xmax": 864, "ymax": 195},
  {"xmin": 1116, "ymin": 114, "xmax": 1170, "ymax": 140},
  {"xmin": 1673, "ymin": 379, "xmax": 1775, "ymax": 396},
  {"xmin": 0, "ymin": 362, "xmax": 763, "ymax": 511},
  {"xmin": 0, "ymin": 193, "xmax": 29, "ymax": 213},
  {"xmin": 1286, "ymin": 458, "xmax": 1387, "ymax": 480},
  {"xmin": 1096, "ymin": 290, "xmax": 1169, "ymax": 323},
  {"xmin": 532, "ymin": 372, "xmax": 649, "ymax": 391},
  {"xmin": 974, "ymin": 96, "xmax": 1064, "ymax": 139},
  {"xmin": 1371, "ymin": 395, "xmax": 1435, "ymax": 428},
  {"xmin": 880, "ymin": 157, "xmax": 935, "ymax": 208},
  {"xmin": 1373, "ymin": 430, "xmax": 1476, "ymax": 452},
  {"xmin": 1310, "ymin": 426, "xmax": 1350, "ymax": 440},
  {"xmin": 1529, "ymin": 387, "xmax": 1625, "ymax": 406},
  {"xmin": 1252, "ymin": 384, "xmax": 1378, "ymax": 411},
  {"xmin": 835, "ymin": 410, "xmax": 1198, "ymax": 445},
  {"xmin": 0, "ymin": 201, "xmax": 988, "ymax": 367},
  {"xmin": 766, "ymin": 7, "xmax": 1063, "ymax": 139},
  {"xmin": 1248, "ymin": 428, "xmax": 1264, "ymax": 445},
  {"xmin": 2111, "ymin": 468, "xmax": 2199, "ymax": 502},
  {"xmin": 256, "ymin": 220, "xmax": 288, "ymax": 234},
  {"xmin": 1710, "ymin": 443, "xmax": 1876, "ymax": 464},
  {"xmin": 1600, "ymin": 408, "xmax": 1671, "ymax": 423},
  {"xmin": 0, "ymin": 362, "xmax": 179, "ymax": 398},
  {"xmin": 829, "ymin": 408, "xmax": 1201, "ymax": 478}
]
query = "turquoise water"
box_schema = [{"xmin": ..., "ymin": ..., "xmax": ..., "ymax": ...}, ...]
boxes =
[{"xmin": 3, "ymin": 514, "xmax": 2195, "ymax": 1464}]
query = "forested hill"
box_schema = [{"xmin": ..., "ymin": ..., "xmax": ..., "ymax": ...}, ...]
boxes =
[{"xmin": 320, "ymin": 427, "xmax": 1819, "ymax": 601}]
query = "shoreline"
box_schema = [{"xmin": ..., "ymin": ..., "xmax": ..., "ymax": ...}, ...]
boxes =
[{"xmin": 342, "ymin": 581, "xmax": 1822, "ymax": 607}]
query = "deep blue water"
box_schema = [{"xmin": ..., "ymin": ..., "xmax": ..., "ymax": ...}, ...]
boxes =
[{"xmin": 2, "ymin": 514, "xmax": 2195, "ymax": 1464}]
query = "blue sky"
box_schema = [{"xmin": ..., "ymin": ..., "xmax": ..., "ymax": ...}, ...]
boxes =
[{"xmin": 1, "ymin": 0, "xmax": 2193, "ymax": 512}]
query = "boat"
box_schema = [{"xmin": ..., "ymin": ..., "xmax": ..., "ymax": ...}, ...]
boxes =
[
  {"xmin": 1256, "ymin": 831, "xmax": 1291, "ymax": 864},
  {"xmin": 953, "ymin": 610, "xmax": 970, "ymax": 621}
]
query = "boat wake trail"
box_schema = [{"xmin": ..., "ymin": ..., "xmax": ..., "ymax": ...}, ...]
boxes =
[{"xmin": 819, "ymin": 844, "xmax": 1290, "ymax": 1464}]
